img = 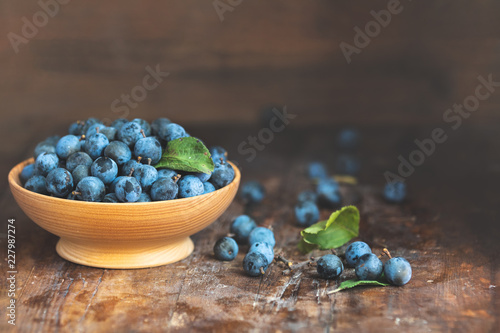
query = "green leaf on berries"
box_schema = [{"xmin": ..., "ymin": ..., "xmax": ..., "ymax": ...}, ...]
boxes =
[
  {"xmin": 328, "ymin": 279, "xmax": 390, "ymax": 294},
  {"xmin": 154, "ymin": 137, "xmax": 215, "ymax": 174},
  {"xmin": 298, "ymin": 206, "xmax": 360, "ymax": 253}
]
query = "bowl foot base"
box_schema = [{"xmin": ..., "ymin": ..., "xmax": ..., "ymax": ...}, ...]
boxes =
[{"xmin": 56, "ymin": 237, "xmax": 195, "ymax": 269}]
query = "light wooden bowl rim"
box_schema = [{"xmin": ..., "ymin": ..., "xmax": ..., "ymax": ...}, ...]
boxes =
[{"xmin": 9, "ymin": 157, "xmax": 241, "ymax": 206}]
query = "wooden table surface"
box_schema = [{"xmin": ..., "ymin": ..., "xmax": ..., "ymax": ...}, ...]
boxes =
[{"xmin": 1, "ymin": 123, "xmax": 498, "ymax": 333}]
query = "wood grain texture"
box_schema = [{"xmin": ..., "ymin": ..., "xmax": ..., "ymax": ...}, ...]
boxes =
[
  {"xmin": 1, "ymin": 125, "xmax": 498, "ymax": 332},
  {"xmin": 8, "ymin": 159, "xmax": 240, "ymax": 269}
]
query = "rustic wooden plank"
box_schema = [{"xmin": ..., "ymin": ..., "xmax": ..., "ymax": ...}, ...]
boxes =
[{"xmin": 2, "ymin": 123, "xmax": 499, "ymax": 332}]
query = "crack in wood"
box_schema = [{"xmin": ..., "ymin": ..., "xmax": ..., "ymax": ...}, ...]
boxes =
[
  {"xmin": 78, "ymin": 270, "xmax": 105, "ymax": 331},
  {"xmin": 32, "ymin": 263, "xmax": 67, "ymax": 333},
  {"xmin": 166, "ymin": 255, "xmax": 195, "ymax": 330},
  {"xmin": 17, "ymin": 265, "xmax": 36, "ymax": 304},
  {"xmin": 266, "ymin": 271, "xmax": 303, "ymax": 312},
  {"xmin": 313, "ymin": 279, "xmax": 321, "ymax": 305},
  {"xmin": 54, "ymin": 277, "xmax": 74, "ymax": 333},
  {"xmin": 323, "ymin": 280, "xmax": 337, "ymax": 333},
  {"xmin": 253, "ymin": 261, "xmax": 277, "ymax": 310}
]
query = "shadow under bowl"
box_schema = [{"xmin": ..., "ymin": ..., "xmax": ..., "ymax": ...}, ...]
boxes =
[{"xmin": 8, "ymin": 158, "xmax": 240, "ymax": 269}]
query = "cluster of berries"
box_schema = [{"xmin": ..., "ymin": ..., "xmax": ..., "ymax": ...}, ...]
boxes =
[
  {"xmin": 21, "ymin": 117, "xmax": 234, "ymax": 203},
  {"xmin": 316, "ymin": 241, "xmax": 412, "ymax": 286}
]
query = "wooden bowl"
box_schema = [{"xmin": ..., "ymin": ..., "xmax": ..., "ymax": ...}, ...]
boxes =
[{"xmin": 8, "ymin": 158, "xmax": 240, "ymax": 269}]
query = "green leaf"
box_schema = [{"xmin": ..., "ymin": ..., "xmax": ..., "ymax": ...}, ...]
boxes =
[
  {"xmin": 328, "ymin": 279, "xmax": 390, "ymax": 294},
  {"xmin": 297, "ymin": 238, "xmax": 318, "ymax": 254},
  {"xmin": 154, "ymin": 137, "xmax": 215, "ymax": 174},
  {"xmin": 299, "ymin": 206, "xmax": 360, "ymax": 253}
]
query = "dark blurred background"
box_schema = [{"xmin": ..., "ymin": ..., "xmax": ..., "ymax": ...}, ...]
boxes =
[
  {"xmin": 1, "ymin": 1, "xmax": 499, "ymax": 128},
  {"xmin": 1, "ymin": 0, "xmax": 499, "ymax": 187}
]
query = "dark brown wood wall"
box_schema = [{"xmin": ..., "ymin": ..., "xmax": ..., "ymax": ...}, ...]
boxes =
[{"xmin": 1, "ymin": 0, "xmax": 499, "ymax": 132}]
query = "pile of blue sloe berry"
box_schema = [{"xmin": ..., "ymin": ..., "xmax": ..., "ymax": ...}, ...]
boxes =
[
  {"xmin": 213, "ymin": 214, "xmax": 275, "ymax": 277},
  {"xmin": 212, "ymin": 180, "xmax": 270, "ymax": 276},
  {"xmin": 316, "ymin": 241, "xmax": 412, "ymax": 286},
  {"xmin": 21, "ymin": 117, "xmax": 235, "ymax": 202}
]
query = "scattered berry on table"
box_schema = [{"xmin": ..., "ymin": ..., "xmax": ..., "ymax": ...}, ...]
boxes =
[
  {"xmin": 248, "ymin": 227, "xmax": 275, "ymax": 247},
  {"xmin": 230, "ymin": 215, "xmax": 257, "ymax": 244},
  {"xmin": 336, "ymin": 128, "xmax": 360, "ymax": 150},
  {"xmin": 243, "ymin": 252, "xmax": 269, "ymax": 277},
  {"xmin": 294, "ymin": 201, "xmax": 320, "ymax": 227},
  {"xmin": 335, "ymin": 154, "xmax": 360, "ymax": 175},
  {"xmin": 384, "ymin": 257, "xmax": 412, "ymax": 286},
  {"xmin": 317, "ymin": 178, "xmax": 341, "ymax": 207},
  {"xmin": 317, "ymin": 254, "xmax": 344, "ymax": 279},
  {"xmin": 308, "ymin": 161, "xmax": 329, "ymax": 180},
  {"xmin": 384, "ymin": 181, "xmax": 406, "ymax": 203},
  {"xmin": 240, "ymin": 181, "xmax": 266, "ymax": 204},
  {"xmin": 214, "ymin": 237, "xmax": 239, "ymax": 261},
  {"xmin": 355, "ymin": 253, "xmax": 383, "ymax": 281},
  {"xmin": 345, "ymin": 241, "xmax": 372, "ymax": 267},
  {"xmin": 297, "ymin": 190, "xmax": 318, "ymax": 204},
  {"xmin": 248, "ymin": 242, "xmax": 274, "ymax": 264}
]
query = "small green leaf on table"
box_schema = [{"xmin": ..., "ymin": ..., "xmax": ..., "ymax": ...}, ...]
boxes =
[
  {"xmin": 299, "ymin": 206, "xmax": 360, "ymax": 253},
  {"xmin": 154, "ymin": 137, "xmax": 215, "ymax": 174},
  {"xmin": 328, "ymin": 279, "xmax": 390, "ymax": 294}
]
